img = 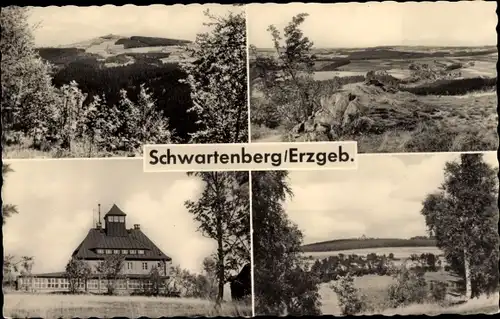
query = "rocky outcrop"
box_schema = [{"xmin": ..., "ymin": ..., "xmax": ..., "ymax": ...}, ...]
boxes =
[{"xmin": 289, "ymin": 80, "xmax": 441, "ymax": 142}]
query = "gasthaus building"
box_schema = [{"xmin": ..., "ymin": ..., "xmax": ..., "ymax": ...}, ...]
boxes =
[{"xmin": 17, "ymin": 204, "xmax": 172, "ymax": 293}]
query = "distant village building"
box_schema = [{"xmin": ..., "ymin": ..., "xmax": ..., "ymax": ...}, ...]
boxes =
[{"xmin": 17, "ymin": 204, "xmax": 172, "ymax": 293}]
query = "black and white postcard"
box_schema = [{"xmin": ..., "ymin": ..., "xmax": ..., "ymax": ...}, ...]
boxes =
[
  {"xmin": 248, "ymin": 2, "xmax": 497, "ymax": 153},
  {"xmin": 2, "ymin": 159, "xmax": 251, "ymax": 317}
]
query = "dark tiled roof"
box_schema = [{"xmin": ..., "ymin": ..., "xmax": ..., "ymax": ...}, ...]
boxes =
[
  {"xmin": 72, "ymin": 228, "xmax": 171, "ymax": 261},
  {"xmin": 104, "ymin": 204, "xmax": 127, "ymax": 217}
]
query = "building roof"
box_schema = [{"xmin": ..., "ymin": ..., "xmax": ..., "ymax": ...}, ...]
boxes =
[
  {"xmin": 72, "ymin": 228, "xmax": 171, "ymax": 261},
  {"xmin": 104, "ymin": 204, "xmax": 127, "ymax": 217},
  {"xmin": 72, "ymin": 204, "xmax": 171, "ymax": 261}
]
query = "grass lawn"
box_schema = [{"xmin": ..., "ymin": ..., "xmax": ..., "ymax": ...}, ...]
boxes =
[
  {"xmin": 3, "ymin": 293, "xmax": 252, "ymax": 318},
  {"xmin": 2, "ymin": 137, "xmax": 141, "ymax": 159},
  {"xmin": 319, "ymin": 271, "xmax": 497, "ymax": 316}
]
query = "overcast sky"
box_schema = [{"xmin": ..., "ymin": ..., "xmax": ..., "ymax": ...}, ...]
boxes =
[
  {"xmin": 248, "ymin": 2, "xmax": 497, "ymax": 48},
  {"xmin": 28, "ymin": 4, "xmax": 242, "ymax": 47},
  {"xmin": 2, "ymin": 159, "xmax": 221, "ymax": 275},
  {"xmin": 284, "ymin": 152, "xmax": 498, "ymax": 245}
]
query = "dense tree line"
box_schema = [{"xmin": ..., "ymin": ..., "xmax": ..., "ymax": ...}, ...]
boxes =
[
  {"xmin": 310, "ymin": 252, "xmax": 442, "ymax": 283},
  {"xmin": 402, "ymin": 77, "xmax": 497, "ymax": 96},
  {"xmin": 52, "ymin": 60, "xmax": 197, "ymax": 141},
  {"xmin": 115, "ymin": 35, "xmax": 191, "ymax": 49}
]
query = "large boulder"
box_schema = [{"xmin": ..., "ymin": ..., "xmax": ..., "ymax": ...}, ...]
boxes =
[{"xmin": 287, "ymin": 82, "xmax": 440, "ymax": 141}]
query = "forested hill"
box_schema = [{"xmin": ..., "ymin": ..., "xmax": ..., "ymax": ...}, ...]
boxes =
[
  {"xmin": 33, "ymin": 34, "xmax": 198, "ymax": 143},
  {"xmin": 36, "ymin": 35, "xmax": 192, "ymax": 67},
  {"xmin": 301, "ymin": 237, "xmax": 437, "ymax": 252}
]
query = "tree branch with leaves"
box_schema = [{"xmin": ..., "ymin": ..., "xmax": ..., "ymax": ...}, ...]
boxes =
[
  {"xmin": 420, "ymin": 153, "xmax": 499, "ymax": 299},
  {"xmin": 184, "ymin": 171, "xmax": 250, "ymax": 304},
  {"xmin": 180, "ymin": 9, "xmax": 247, "ymax": 144}
]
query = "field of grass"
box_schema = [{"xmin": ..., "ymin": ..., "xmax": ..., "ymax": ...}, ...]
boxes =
[
  {"xmin": 2, "ymin": 137, "xmax": 141, "ymax": 159},
  {"xmin": 3, "ymin": 293, "xmax": 252, "ymax": 318},
  {"xmin": 319, "ymin": 272, "xmax": 498, "ymax": 316}
]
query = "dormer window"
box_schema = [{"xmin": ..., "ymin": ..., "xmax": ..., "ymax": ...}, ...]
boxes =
[
  {"xmin": 97, "ymin": 249, "xmax": 104, "ymax": 254},
  {"xmin": 138, "ymin": 250, "xmax": 145, "ymax": 255}
]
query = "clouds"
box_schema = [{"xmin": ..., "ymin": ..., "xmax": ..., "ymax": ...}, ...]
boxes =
[
  {"xmin": 285, "ymin": 152, "xmax": 498, "ymax": 245},
  {"xmin": 248, "ymin": 2, "xmax": 497, "ymax": 48},
  {"xmin": 2, "ymin": 159, "xmax": 218, "ymax": 274},
  {"xmin": 28, "ymin": 4, "xmax": 243, "ymax": 47}
]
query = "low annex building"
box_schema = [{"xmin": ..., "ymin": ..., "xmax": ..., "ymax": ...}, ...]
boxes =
[{"xmin": 17, "ymin": 204, "xmax": 172, "ymax": 293}]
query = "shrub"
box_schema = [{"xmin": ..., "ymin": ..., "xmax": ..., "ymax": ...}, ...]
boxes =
[
  {"xmin": 387, "ymin": 265, "xmax": 428, "ymax": 308},
  {"xmin": 429, "ymin": 281, "xmax": 448, "ymax": 303},
  {"xmin": 251, "ymin": 97, "xmax": 281, "ymax": 129},
  {"xmin": 332, "ymin": 273, "xmax": 368, "ymax": 315}
]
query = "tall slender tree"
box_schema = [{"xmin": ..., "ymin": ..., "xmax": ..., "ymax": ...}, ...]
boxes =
[
  {"xmin": 1, "ymin": 6, "xmax": 59, "ymax": 146},
  {"xmin": 252, "ymin": 171, "xmax": 321, "ymax": 315},
  {"xmin": 181, "ymin": 9, "xmax": 247, "ymax": 144},
  {"xmin": 421, "ymin": 153, "xmax": 499, "ymax": 298},
  {"xmin": 184, "ymin": 171, "xmax": 250, "ymax": 304}
]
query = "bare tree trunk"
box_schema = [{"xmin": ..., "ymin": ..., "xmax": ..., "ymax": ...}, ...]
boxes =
[
  {"xmin": 464, "ymin": 247, "xmax": 472, "ymax": 299},
  {"xmin": 216, "ymin": 204, "xmax": 225, "ymax": 305}
]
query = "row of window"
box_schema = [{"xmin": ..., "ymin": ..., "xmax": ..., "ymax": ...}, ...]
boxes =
[
  {"xmin": 96, "ymin": 249, "xmax": 145, "ymax": 255},
  {"xmin": 107, "ymin": 216, "xmax": 125, "ymax": 223},
  {"xmin": 30, "ymin": 279, "xmax": 159, "ymax": 290}
]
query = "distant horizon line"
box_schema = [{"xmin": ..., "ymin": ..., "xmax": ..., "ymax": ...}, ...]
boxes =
[
  {"xmin": 302, "ymin": 236, "xmax": 435, "ymax": 246},
  {"xmin": 252, "ymin": 44, "xmax": 497, "ymax": 50},
  {"xmin": 34, "ymin": 33, "xmax": 194, "ymax": 49}
]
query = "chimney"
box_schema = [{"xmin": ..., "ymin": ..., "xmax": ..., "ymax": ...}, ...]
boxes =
[
  {"xmin": 134, "ymin": 224, "xmax": 140, "ymax": 230},
  {"xmin": 96, "ymin": 204, "xmax": 102, "ymax": 229}
]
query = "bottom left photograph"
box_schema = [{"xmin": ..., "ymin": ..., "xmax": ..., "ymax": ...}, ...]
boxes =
[{"xmin": 2, "ymin": 159, "xmax": 252, "ymax": 318}]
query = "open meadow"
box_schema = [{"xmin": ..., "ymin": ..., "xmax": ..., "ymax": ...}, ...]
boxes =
[
  {"xmin": 250, "ymin": 45, "xmax": 498, "ymax": 153},
  {"xmin": 3, "ymin": 292, "xmax": 252, "ymax": 318},
  {"xmin": 319, "ymin": 275, "xmax": 499, "ymax": 316}
]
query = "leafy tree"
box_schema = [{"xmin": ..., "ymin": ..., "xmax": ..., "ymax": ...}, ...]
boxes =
[
  {"xmin": 252, "ymin": 171, "xmax": 321, "ymax": 316},
  {"xmin": 18, "ymin": 256, "xmax": 35, "ymax": 291},
  {"xmin": 1, "ymin": 6, "xmax": 60, "ymax": 147},
  {"xmin": 2, "ymin": 164, "xmax": 19, "ymax": 225},
  {"xmin": 65, "ymin": 257, "xmax": 92, "ymax": 293},
  {"xmin": 115, "ymin": 84, "xmax": 173, "ymax": 152},
  {"xmin": 185, "ymin": 172, "xmax": 250, "ymax": 303},
  {"xmin": 3, "ymin": 254, "xmax": 33, "ymax": 288},
  {"xmin": 184, "ymin": 171, "xmax": 250, "ymax": 304},
  {"xmin": 180, "ymin": 9, "xmax": 248, "ymax": 144},
  {"xmin": 387, "ymin": 264, "xmax": 428, "ymax": 308},
  {"xmin": 251, "ymin": 13, "xmax": 323, "ymax": 127},
  {"xmin": 95, "ymin": 255, "xmax": 125, "ymax": 295},
  {"xmin": 143, "ymin": 264, "xmax": 168, "ymax": 296},
  {"xmin": 421, "ymin": 153, "xmax": 499, "ymax": 298},
  {"xmin": 201, "ymin": 256, "xmax": 218, "ymax": 300},
  {"xmin": 332, "ymin": 273, "xmax": 368, "ymax": 315}
]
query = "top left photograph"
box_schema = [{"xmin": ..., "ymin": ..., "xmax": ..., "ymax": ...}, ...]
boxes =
[{"xmin": 1, "ymin": 4, "xmax": 248, "ymax": 159}]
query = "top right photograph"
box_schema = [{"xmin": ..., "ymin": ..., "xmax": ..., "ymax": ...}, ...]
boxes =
[{"xmin": 248, "ymin": 1, "xmax": 498, "ymax": 154}]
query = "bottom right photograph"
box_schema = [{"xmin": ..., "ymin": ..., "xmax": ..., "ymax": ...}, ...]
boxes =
[{"xmin": 252, "ymin": 151, "xmax": 499, "ymax": 316}]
